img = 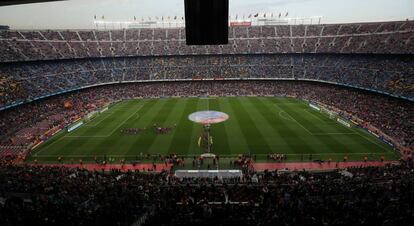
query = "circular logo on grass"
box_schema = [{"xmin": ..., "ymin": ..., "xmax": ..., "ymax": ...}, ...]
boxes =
[{"xmin": 188, "ymin": 111, "xmax": 229, "ymax": 125}]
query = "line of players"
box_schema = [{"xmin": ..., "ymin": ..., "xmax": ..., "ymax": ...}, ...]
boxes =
[{"xmin": 120, "ymin": 123, "xmax": 176, "ymax": 135}]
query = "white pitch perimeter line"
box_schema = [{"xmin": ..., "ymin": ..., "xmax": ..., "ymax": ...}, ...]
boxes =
[
  {"xmin": 309, "ymin": 105, "xmax": 389, "ymax": 152},
  {"xmin": 312, "ymin": 132, "xmax": 357, "ymax": 135},
  {"xmin": 65, "ymin": 136, "xmax": 109, "ymax": 138},
  {"xmin": 303, "ymin": 103, "xmax": 394, "ymax": 153},
  {"xmin": 280, "ymin": 110, "xmax": 313, "ymax": 135},
  {"xmin": 355, "ymin": 130, "xmax": 393, "ymax": 153},
  {"xmin": 278, "ymin": 110, "xmax": 295, "ymax": 122},
  {"xmin": 66, "ymin": 104, "xmax": 145, "ymax": 138},
  {"xmin": 34, "ymin": 132, "xmax": 67, "ymax": 155},
  {"xmin": 107, "ymin": 104, "xmax": 144, "ymax": 136},
  {"xmin": 304, "ymin": 109, "xmax": 326, "ymax": 123},
  {"xmin": 84, "ymin": 112, "xmax": 114, "ymax": 127},
  {"xmin": 35, "ymin": 152, "xmax": 394, "ymax": 158},
  {"xmin": 278, "ymin": 109, "xmax": 356, "ymax": 136}
]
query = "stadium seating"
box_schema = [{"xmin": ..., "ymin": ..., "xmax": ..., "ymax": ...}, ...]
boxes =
[
  {"xmin": 0, "ymin": 158, "xmax": 413, "ymax": 225},
  {"xmin": 0, "ymin": 21, "xmax": 413, "ymax": 62},
  {"xmin": 0, "ymin": 54, "xmax": 413, "ymax": 109}
]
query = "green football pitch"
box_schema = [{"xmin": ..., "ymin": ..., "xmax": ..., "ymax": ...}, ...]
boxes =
[{"xmin": 29, "ymin": 96, "xmax": 399, "ymax": 163}]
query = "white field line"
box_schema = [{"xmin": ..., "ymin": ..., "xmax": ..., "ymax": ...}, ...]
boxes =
[
  {"xmin": 312, "ymin": 132, "xmax": 357, "ymax": 135},
  {"xmin": 340, "ymin": 127, "xmax": 389, "ymax": 153},
  {"xmin": 278, "ymin": 109, "xmax": 357, "ymax": 136},
  {"xmin": 33, "ymin": 132, "xmax": 67, "ymax": 155},
  {"xmin": 355, "ymin": 130, "xmax": 393, "ymax": 153},
  {"xmin": 305, "ymin": 104, "xmax": 393, "ymax": 153},
  {"xmin": 64, "ymin": 136, "xmax": 109, "ymax": 138},
  {"xmin": 278, "ymin": 110, "xmax": 295, "ymax": 122},
  {"xmin": 84, "ymin": 112, "xmax": 114, "ymax": 127},
  {"xmin": 304, "ymin": 109, "xmax": 327, "ymax": 123},
  {"xmin": 280, "ymin": 110, "xmax": 313, "ymax": 135},
  {"xmin": 305, "ymin": 104, "xmax": 390, "ymax": 152},
  {"xmin": 35, "ymin": 152, "xmax": 394, "ymax": 158},
  {"xmin": 107, "ymin": 104, "xmax": 144, "ymax": 136},
  {"xmin": 65, "ymin": 104, "xmax": 144, "ymax": 138}
]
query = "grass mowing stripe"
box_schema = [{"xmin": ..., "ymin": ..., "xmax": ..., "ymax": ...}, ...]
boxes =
[
  {"xmin": 113, "ymin": 99, "xmax": 159, "ymax": 156},
  {"xmin": 28, "ymin": 97, "xmax": 399, "ymax": 164},
  {"xmin": 208, "ymin": 98, "xmax": 231, "ymax": 154},
  {"xmin": 306, "ymin": 102, "xmax": 395, "ymax": 155},
  {"xmin": 229, "ymin": 97, "xmax": 272, "ymax": 154},
  {"xmin": 124, "ymin": 98, "xmax": 178, "ymax": 156},
  {"xmin": 353, "ymin": 128, "xmax": 398, "ymax": 157},
  {"xmin": 300, "ymin": 101, "xmax": 397, "ymax": 159},
  {"xmin": 169, "ymin": 98, "xmax": 200, "ymax": 156},
  {"xmin": 219, "ymin": 98, "xmax": 250, "ymax": 155},
  {"xmin": 242, "ymin": 97, "xmax": 293, "ymax": 153},
  {"xmin": 38, "ymin": 100, "xmax": 137, "ymax": 156},
  {"xmin": 147, "ymin": 98, "xmax": 187, "ymax": 155},
  {"xmin": 187, "ymin": 98, "xmax": 209, "ymax": 155},
  {"xmin": 282, "ymin": 101, "xmax": 349, "ymax": 154},
  {"xmin": 83, "ymin": 100, "xmax": 148, "ymax": 158},
  {"xmin": 270, "ymin": 98, "xmax": 323, "ymax": 154},
  {"xmin": 300, "ymin": 104, "xmax": 377, "ymax": 155},
  {"xmin": 304, "ymin": 109, "xmax": 332, "ymax": 123},
  {"xmin": 253, "ymin": 97, "xmax": 305, "ymax": 154},
  {"xmin": 70, "ymin": 100, "xmax": 137, "ymax": 137}
]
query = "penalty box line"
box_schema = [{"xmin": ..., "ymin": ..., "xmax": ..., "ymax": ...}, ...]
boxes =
[
  {"xmin": 279, "ymin": 109, "xmax": 357, "ymax": 136},
  {"xmin": 84, "ymin": 112, "xmax": 114, "ymax": 127},
  {"xmin": 65, "ymin": 104, "xmax": 144, "ymax": 138},
  {"xmin": 308, "ymin": 105, "xmax": 391, "ymax": 153},
  {"xmin": 279, "ymin": 109, "xmax": 313, "ymax": 135}
]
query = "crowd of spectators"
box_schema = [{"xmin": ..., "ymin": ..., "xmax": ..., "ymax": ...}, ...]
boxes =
[
  {"xmin": 0, "ymin": 156, "xmax": 413, "ymax": 225},
  {"xmin": 0, "ymin": 20, "xmax": 413, "ymax": 62},
  {"xmin": 0, "ymin": 159, "xmax": 166, "ymax": 225},
  {"xmin": 0, "ymin": 54, "xmax": 413, "ymax": 108},
  {"xmin": 0, "ymin": 80, "xmax": 412, "ymax": 156},
  {"xmin": 146, "ymin": 161, "xmax": 414, "ymax": 226}
]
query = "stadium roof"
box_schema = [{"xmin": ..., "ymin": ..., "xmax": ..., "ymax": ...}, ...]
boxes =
[{"xmin": 0, "ymin": 0, "xmax": 62, "ymax": 6}]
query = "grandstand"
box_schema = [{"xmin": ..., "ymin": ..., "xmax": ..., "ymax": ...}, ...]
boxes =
[
  {"xmin": 0, "ymin": 20, "xmax": 413, "ymax": 63},
  {"xmin": 0, "ymin": 0, "xmax": 414, "ymax": 225}
]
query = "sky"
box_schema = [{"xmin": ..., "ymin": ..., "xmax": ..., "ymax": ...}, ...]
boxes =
[{"xmin": 0, "ymin": 0, "xmax": 412, "ymax": 29}]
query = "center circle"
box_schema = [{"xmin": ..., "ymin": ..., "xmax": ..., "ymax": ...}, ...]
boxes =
[{"xmin": 188, "ymin": 111, "xmax": 229, "ymax": 124}]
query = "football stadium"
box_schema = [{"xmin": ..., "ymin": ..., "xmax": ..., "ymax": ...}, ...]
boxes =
[{"xmin": 0, "ymin": 0, "xmax": 413, "ymax": 225}]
